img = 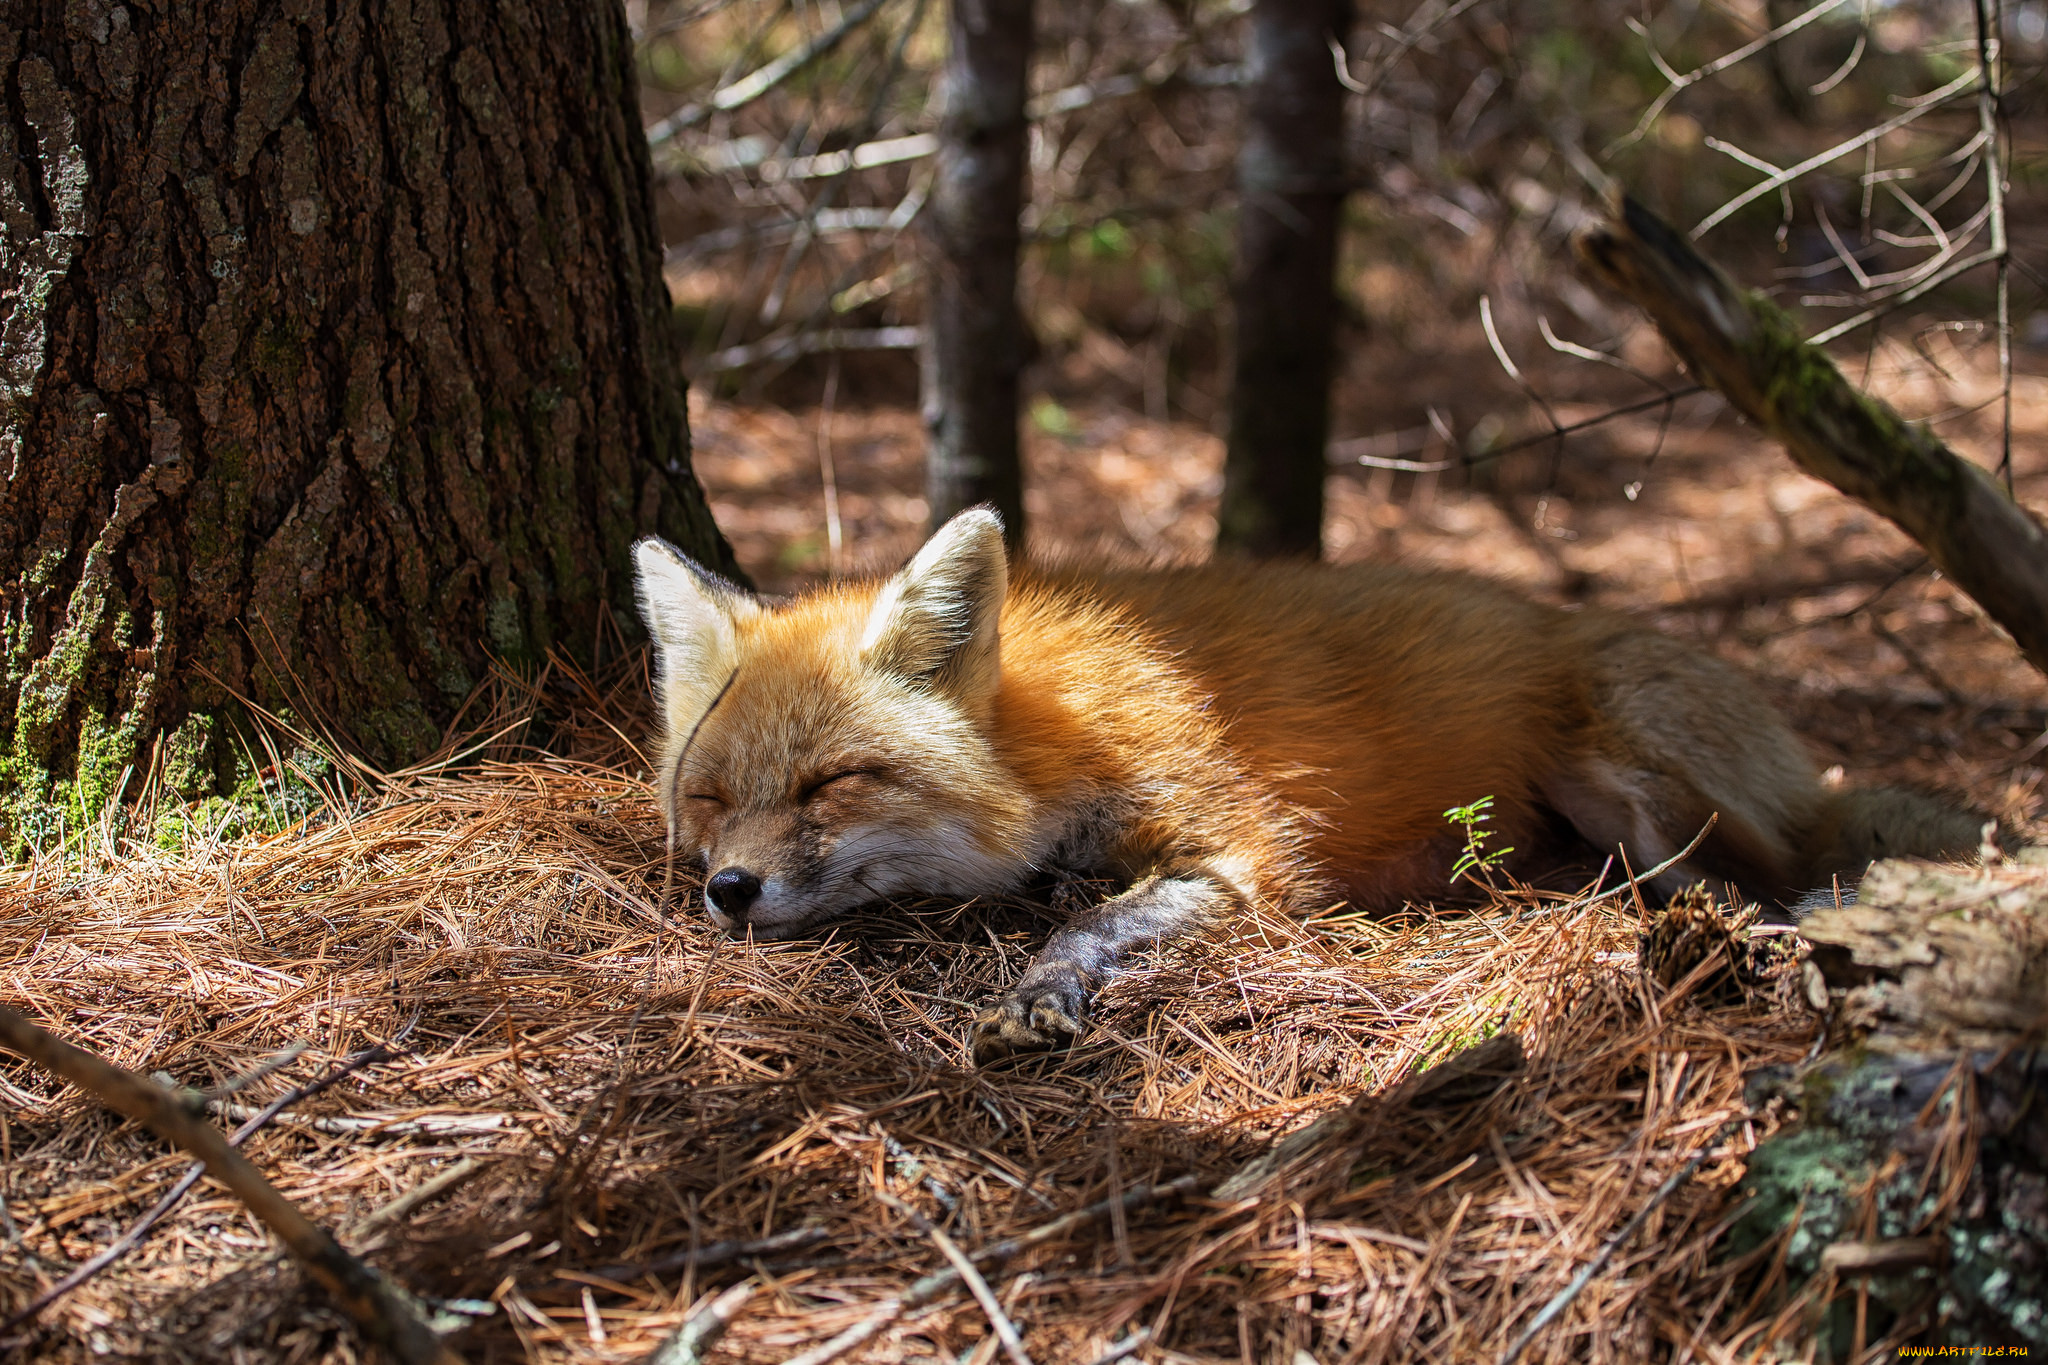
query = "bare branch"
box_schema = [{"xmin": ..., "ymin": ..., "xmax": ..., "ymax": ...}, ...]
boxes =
[
  {"xmin": 1611, "ymin": 0, "xmax": 1855, "ymax": 154},
  {"xmin": 3, "ymin": 1039, "xmax": 404, "ymax": 1333},
  {"xmin": 1805, "ymin": 246, "xmax": 2001, "ymax": 345},
  {"xmin": 1808, "ymin": 22, "xmax": 1867, "ymax": 95},
  {"xmin": 1692, "ymin": 67, "xmax": 1981, "ymax": 239},
  {"xmin": 645, "ymin": 0, "xmax": 895, "ymax": 148},
  {"xmin": 1332, "ymin": 0, "xmax": 1490, "ymax": 98}
]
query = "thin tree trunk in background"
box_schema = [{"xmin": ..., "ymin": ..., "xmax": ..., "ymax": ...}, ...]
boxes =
[
  {"xmin": 1216, "ymin": 0, "xmax": 1350, "ymax": 559},
  {"xmin": 0, "ymin": 0, "xmax": 733, "ymax": 846},
  {"xmin": 923, "ymin": 0, "xmax": 1032, "ymax": 545}
]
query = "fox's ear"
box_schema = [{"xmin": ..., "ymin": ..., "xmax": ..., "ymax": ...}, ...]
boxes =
[
  {"xmin": 861, "ymin": 508, "xmax": 1007, "ymax": 703},
  {"xmin": 634, "ymin": 537, "xmax": 756, "ymax": 736}
]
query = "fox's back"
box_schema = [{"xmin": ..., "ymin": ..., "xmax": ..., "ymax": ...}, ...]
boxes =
[{"xmin": 1015, "ymin": 561, "xmax": 1602, "ymax": 894}]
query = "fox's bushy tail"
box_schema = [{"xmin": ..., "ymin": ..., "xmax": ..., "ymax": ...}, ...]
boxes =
[{"xmin": 1800, "ymin": 785, "xmax": 1991, "ymax": 885}]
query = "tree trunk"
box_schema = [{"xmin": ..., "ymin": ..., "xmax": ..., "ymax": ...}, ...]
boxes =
[
  {"xmin": 922, "ymin": 0, "xmax": 1031, "ymax": 546},
  {"xmin": 0, "ymin": 0, "xmax": 733, "ymax": 845},
  {"xmin": 1215, "ymin": 0, "xmax": 1350, "ymax": 559}
]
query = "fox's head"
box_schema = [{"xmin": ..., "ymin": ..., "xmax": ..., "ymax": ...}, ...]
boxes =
[{"xmin": 633, "ymin": 510, "xmax": 1035, "ymax": 938}]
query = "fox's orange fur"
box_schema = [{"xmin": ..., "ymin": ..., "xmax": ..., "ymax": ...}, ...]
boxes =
[{"xmin": 636, "ymin": 510, "xmax": 1983, "ymax": 1062}]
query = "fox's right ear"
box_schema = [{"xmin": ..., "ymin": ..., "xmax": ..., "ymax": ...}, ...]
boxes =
[
  {"xmin": 861, "ymin": 508, "xmax": 1007, "ymax": 706},
  {"xmin": 634, "ymin": 538, "xmax": 757, "ymax": 737}
]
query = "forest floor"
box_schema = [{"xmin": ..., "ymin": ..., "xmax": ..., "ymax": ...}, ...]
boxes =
[{"xmin": 3, "ymin": 328, "xmax": 2045, "ymax": 1363}]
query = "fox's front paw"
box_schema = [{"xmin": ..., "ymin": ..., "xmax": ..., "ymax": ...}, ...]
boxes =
[{"xmin": 970, "ymin": 978, "xmax": 1086, "ymax": 1065}]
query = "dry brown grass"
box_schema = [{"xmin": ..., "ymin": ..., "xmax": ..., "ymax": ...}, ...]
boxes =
[{"xmin": 0, "ymin": 647, "xmax": 1833, "ymax": 1364}]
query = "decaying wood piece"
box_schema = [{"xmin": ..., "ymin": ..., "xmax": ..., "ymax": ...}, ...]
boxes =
[
  {"xmin": 1801, "ymin": 855, "xmax": 2048, "ymax": 1049},
  {"xmin": 1575, "ymin": 197, "xmax": 2048, "ymax": 677},
  {"xmin": 0, "ymin": 1004, "xmax": 464, "ymax": 1365},
  {"xmin": 1733, "ymin": 858, "xmax": 2048, "ymax": 1354}
]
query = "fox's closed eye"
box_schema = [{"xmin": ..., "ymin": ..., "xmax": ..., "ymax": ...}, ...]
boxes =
[
  {"xmin": 801, "ymin": 768, "xmax": 881, "ymax": 800},
  {"xmin": 685, "ymin": 790, "xmax": 726, "ymax": 806}
]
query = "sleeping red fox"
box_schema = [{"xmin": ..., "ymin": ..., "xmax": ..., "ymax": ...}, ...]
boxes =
[{"xmin": 635, "ymin": 509, "xmax": 1983, "ymax": 1063}]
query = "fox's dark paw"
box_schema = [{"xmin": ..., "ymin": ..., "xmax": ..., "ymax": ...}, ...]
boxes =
[{"xmin": 970, "ymin": 980, "xmax": 1086, "ymax": 1065}]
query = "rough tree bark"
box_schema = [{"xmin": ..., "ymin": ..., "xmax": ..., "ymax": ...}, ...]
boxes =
[
  {"xmin": 0, "ymin": 0, "xmax": 734, "ymax": 844},
  {"xmin": 922, "ymin": 0, "xmax": 1031, "ymax": 546},
  {"xmin": 1215, "ymin": 0, "xmax": 1350, "ymax": 559}
]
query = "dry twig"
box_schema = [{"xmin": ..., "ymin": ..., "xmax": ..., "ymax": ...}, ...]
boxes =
[
  {"xmin": 3, "ymin": 1038, "xmax": 402, "ymax": 1332},
  {"xmin": 877, "ymin": 1191, "xmax": 1032, "ymax": 1365},
  {"xmin": 0, "ymin": 1005, "xmax": 461, "ymax": 1365},
  {"xmin": 783, "ymin": 1176, "xmax": 1200, "ymax": 1365},
  {"xmin": 1497, "ymin": 1116, "xmax": 1744, "ymax": 1365},
  {"xmin": 642, "ymin": 1280, "xmax": 756, "ymax": 1365}
]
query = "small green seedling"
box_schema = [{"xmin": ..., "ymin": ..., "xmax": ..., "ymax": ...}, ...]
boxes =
[{"xmin": 1444, "ymin": 795, "xmax": 1514, "ymax": 887}]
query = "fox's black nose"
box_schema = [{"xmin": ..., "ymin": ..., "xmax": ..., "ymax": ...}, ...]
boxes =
[{"xmin": 706, "ymin": 867, "xmax": 763, "ymax": 917}]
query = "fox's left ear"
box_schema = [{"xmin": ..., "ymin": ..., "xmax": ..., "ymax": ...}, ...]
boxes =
[
  {"xmin": 862, "ymin": 508, "xmax": 1007, "ymax": 705},
  {"xmin": 634, "ymin": 537, "xmax": 758, "ymax": 740}
]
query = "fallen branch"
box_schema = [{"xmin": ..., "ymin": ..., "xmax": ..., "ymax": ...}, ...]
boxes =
[
  {"xmin": 643, "ymin": 1281, "xmax": 756, "ymax": 1365},
  {"xmin": 1497, "ymin": 1115, "xmax": 1744, "ymax": 1365},
  {"xmin": 1575, "ymin": 196, "xmax": 2048, "ymax": 677},
  {"xmin": 645, "ymin": 0, "xmax": 893, "ymax": 147},
  {"xmin": 3, "ymin": 1039, "xmax": 400, "ymax": 1333},
  {"xmin": 781, "ymin": 1175, "xmax": 1200, "ymax": 1365},
  {"xmin": 0, "ymin": 1005, "xmax": 461, "ymax": 1365},
  {"xmin": 588, "ymin": 1223, "xmax": 829, "ymax": 1282},
  {"xmin": 878, "ymin": 1192, "xmax": 1031, "ymax": 1365}
]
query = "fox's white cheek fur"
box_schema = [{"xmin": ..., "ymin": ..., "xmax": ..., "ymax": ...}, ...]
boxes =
[
  {"xmin": 918, "ymin": 821, "xmax": 1035, "ymax": 894},
  {"xmin": 824, "ymin": 820, "xmax": 1031, "ymax": 899},
  {"xmin": 703, "ymin": 821, "xmax": 1036, "ymax": 939}
]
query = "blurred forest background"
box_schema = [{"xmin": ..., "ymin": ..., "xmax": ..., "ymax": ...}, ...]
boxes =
[{"xmin": 640, "ymin": 0, "xmax": 2048, "ymax": 806}]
